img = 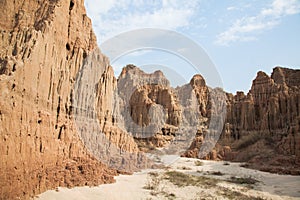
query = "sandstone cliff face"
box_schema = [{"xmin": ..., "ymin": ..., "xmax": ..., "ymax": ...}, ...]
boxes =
[
  {"xmin": 179, "ymin": 76, "xmax": 227, "ymax": 159},
  {"xmin": 0, "ymin": 1, "xmax": 139, "ymax": 199},
  {"xmin": 117, "ymin": 65, "xmax": 226, "ymax": 157},
  {"xmin": 129, "ymin": 84, "xmax": 181, "ymax": 127},
  {"xmin": 73, "ymin": 59, "xmax": 147, "ymax": 172},
  {"xmin": 117, "ymin": 65, "xmax": 174, "ymax": 138},
  {"xmin": 117, "ymin": 65, "xmax": 186, "ymax": 153},
  {"xmin": 1, "ymin": 2, "xmax": 299, "ymax": 198},
  {"xmin": 223, "ymin": 67, "xmax": 300, "ymax": 174},
  {"xmin": 189, "ymin": 74, "xmax": 209, "ymax": 117},
  {"xmin": 182, "ymin": 67, "xmax": 300, "ymax": 174},
  {"xmin": 118, "ymin": 64, "xmax": 299, "ymax": 174}
]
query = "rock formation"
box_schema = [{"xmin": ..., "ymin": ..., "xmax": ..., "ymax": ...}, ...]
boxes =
[
  {"xmin": 179, "ymin": 76, "xmax": 227, "ymax": 159},
  {"xmin": 117, "ymin": 65, "xmax": 226, "ymax": 157},
  {"xmin": 73, "ymin": 53, "xmax": 148, "ymax": 172},
  {"xmin": 222, "ymin": 67, "xmax": 300, "ymax": 174},
  {"xmin": 117, "ymin": 64, "xmax": 299, "ymax": 174},
  {"xmin": 0, "ymin": 1, "xmax": 144, "ymax": 199},
  {"xmin": 117, "ymin": 65, "xmax": 182, "ymax": 152},
  {"xmin": 183, "ymin": 67, "xmax": 300, "ymax": 174},
  {"xmin": 0, "ymin": 0, "xmax": 299, "ymax": 198},
  {"xmin": 117, "ymin": 65, "xmax": 176, "ymax": 138}
]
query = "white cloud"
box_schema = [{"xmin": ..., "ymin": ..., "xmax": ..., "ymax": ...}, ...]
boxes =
[
  {"xmin": 85, "ymin": 0, "xmax": 199, "ymax": 43},
  {"xmin": 227, "ymin": 6, "xmax": 238, "ymax": 11},
  {"xmin": 261, "ymin": 0, "xmax": 300, "ymax": 16},
  {"xmin": 215, "ymin": 0, "xmax": 300, "ymax": 46}
]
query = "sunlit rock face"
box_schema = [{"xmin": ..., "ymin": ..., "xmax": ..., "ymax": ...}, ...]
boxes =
[
  {"xmin": 218, "ymin": 67, "xmax": 300, "ymax": 174},
  {"xmin": 0, "ymin": 0, "xmax": 140, "ymax": 199},
  {"xmin": 117, "ymin": 64, "xmax": 227, "ymax": 158},
  {"xmin": 1, "ymin": 1, "xmax": 299, "ymax": 199}
]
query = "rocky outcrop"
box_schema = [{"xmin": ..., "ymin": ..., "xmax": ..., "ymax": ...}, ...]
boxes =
[
  {"xmin": 115, "ymin": 63, "xmax": 300, "ymax": 174},
  {"xmin": 182, "ymin": 67, "xmax": 300, "ymax": 174},
  {"xmin": 117, "ymin": 65, "xmax": 226, "ymax": 157},
  {"xmin": 73, "ymin": 57, "xmax": 148, "ymax": 172},
  {"xmin": 116, "ymin": 65, "xmax": 181, "ymax": 153},
  {"xmin": 122, "ymin": 64, "xmax": 299, "ymax": 174},
  {"xmin": 1, "ymin": 2, "xmax": 299, "ymax": 199},
  {"xmin": 180, "ymin": 76, "xmax": 227, "ymax": 159},
  {"xmin": 224, "ymin": 67, "xmax": 300, "ymax": 151},
  {"xmin": 189, "ymin": 74, "xmax": 209, "ymax": 117},
  {"xmin": 0, "ymin": 1, "xmax": 142, "ymax": 199},
  {"xmin": 129, "ymin": 84, "xmax": 181, "ymax": 127},
  {"xmin": 117, "ymin": 65, "xmax": 177, "ymax": 138},
  {"xmin": 222, "ymin": 67, "xmax": 300, "ymax": 174}
]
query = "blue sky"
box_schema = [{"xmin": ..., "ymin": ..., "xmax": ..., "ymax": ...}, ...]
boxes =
[{"xmin": 85, "ymin": 0, "xmax": 300, "ymax": 93}]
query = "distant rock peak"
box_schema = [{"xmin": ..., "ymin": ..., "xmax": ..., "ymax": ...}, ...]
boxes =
[
  {"xmin": 190, "ymin": 74, "xmax": 206, "ymax": 88},
  {"xmin": 271, "ymin": 66, "xmax": 300, "ymax": 87}
]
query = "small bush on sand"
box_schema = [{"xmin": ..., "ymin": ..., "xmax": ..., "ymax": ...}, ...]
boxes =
[
  {"xmin": 194, "ymin": 160, "xmax": 204, "ymax": 166},
  {"xmin": 177, "ymin": 166, "xmax": 192, "ymax": 170},
  {"xmin": 240, "ymin": 163, "xmax": 250, "ymax": 168},
  {"xmin": 144, "ymin": 172, "xmax": 177, "ymax": 199},
  {"xmin": 228, "ymin": 176, "xmax": 259, "ymax": 185},
  {"xmin": 144, "ymin": 172, "xmax": 160, "ymax": 190},
  {"xmin": 206, "ymin": 171, "xmax": 224, "ymax": 176}
]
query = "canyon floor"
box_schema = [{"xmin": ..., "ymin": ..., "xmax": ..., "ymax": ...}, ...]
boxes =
[{"xmin": 36, "ymin": 157, "xmax": 300, "ymax": 200}]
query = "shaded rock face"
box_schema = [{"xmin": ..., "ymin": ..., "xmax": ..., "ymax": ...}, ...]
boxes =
[
  {"xmin": 94, "ymin": 62, "xmax": 140, "ymax": 155},
  {"xmin": 72, "ymin": 51, "xmax": 146, "ymax": 173},
  {"xmin": 180, "ymin": 75, "xmax": 227, "ymax": 159},
  {"xmin": 0, "ymin": 1, "xmax": 139, "ymax": 199}
]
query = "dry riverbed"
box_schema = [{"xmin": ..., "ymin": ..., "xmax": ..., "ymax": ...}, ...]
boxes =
[{"xmin": 36, "ymin": 157, "xmax": 300, "ymax": 200}]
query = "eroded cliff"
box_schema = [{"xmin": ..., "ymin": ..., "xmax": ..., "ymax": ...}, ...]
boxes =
[
  {"xmin": 1, "ymin": 1, "xmax": 299, "ymax": 198},
  {"xmin": 183, "ymin": 67, "xmax": 300, "ymax": 174},
  {"xmin": 117, "ymin": 64, "xmax": 300, "ymax": 174},
  {"xmin": 0, "ymin": 1, "xmax": 140, "ymax": 199},
  {"xmin": 222, "ymin": 67, "xmax": 300, "ymax": 174}
]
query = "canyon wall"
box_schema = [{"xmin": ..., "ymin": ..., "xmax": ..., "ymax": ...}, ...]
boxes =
[
  {"xmin": 117, "ymin": 65, "xmax": 183, "ymax": 140},
  {"xmin": 0, "ymin": 1, "xmax": 141, "ymax": 199},
  {"xmin": 223, "ymin": 67, "xmax": 300, "ymax": 174},
  {"xmin": 118, "ymin": 65, "xmax": 299, "ymax": 174},
  {"xmin": 183, "ymin": 67, "xmax": 300, "ymax": 174},
  {"xmin": 118, "ymin": 65, "xmax": 226, "ymax": 157},
  {"xmin": 0, "ymin": 0, "xmax": 299, "ymax": 198}
]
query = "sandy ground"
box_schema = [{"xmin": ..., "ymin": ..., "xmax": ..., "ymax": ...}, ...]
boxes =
[{"xmin": 36, "ymin": 157, "xmax": 300, "ymax": 200}]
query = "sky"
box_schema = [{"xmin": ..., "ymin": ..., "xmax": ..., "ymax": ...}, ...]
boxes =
[{"xmin": 85, "ymin": 0, "xmax": 300, "ymax": 93}]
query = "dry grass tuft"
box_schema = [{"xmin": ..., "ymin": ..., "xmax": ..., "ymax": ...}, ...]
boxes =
[
  {"xmin": 194, "ymin": 160, "xmax": 204, "ymax": 166},
  {"xmin": 228, "ymin": 176, "xmax": 259, "ymax": 185},
  {"xmin": 206, "ymin": 171, "xmax": 224, "ymax": 176},
  {"xmin": 164, "ymin": 171, "xmax": 217, "ymax": 188}
]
